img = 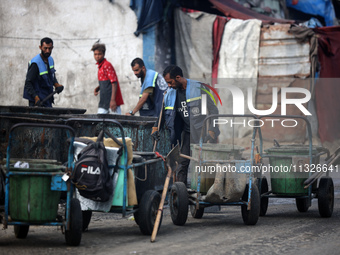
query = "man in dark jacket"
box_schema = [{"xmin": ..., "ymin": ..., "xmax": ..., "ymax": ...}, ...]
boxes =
[
  {"xmin": 23, "ymin": 37, "xmax": 64, "ymax": 107},
  {"xmin": 152, "ymin": 65, "xmax": 220, "ymax": 185}
]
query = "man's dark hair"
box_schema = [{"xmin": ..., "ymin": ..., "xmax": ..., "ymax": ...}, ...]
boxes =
[
  {"xmin": 131, "ymin": 58, "xmax": 145, "ymax": 68},
  {"xmin": 91, "ymin": 43, "xmax": 106, "ymax": 55},
  {"xmin": 40, "ymin": 37, "xmax": 53, "ymax": 46},
  {"xmin": 163, "ymin": 65, "xmax": 183, "ymax": 79}
]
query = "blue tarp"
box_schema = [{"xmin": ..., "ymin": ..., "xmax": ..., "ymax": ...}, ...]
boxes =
[
  {"xmin": 286, "ymin": 0, "xmax": 337, "ymax": 26},
  {"xmin": 130, "ymin": 0, "xmax": 166, "ymax": 36}
]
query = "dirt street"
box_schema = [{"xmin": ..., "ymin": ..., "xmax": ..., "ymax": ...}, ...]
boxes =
[{"xmin": 1, "ymin": 179, "xmax": 340, "ymax": 255}]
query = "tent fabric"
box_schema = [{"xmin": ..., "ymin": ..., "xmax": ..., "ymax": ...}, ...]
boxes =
[
  {"xmin": 129, "ymin": 0, "xmax": 166, "ymax": 36},
  {"xmin": 286, "ymin": 0, "xmax": 337, "ymax": 26},
  {"xmin": 218, "ymin": 18, "xmax": 262, "ymax": 79},
  {"xmin": 212, "ymin": 16, "xmax": 228, "ymax": 83},
  {"xmin": 174, "ymin": 8, "xmax": 216, "ymax": 80},
  {"xmin": 289, "ymin": 25, "xmax": 318, "ymax": 86},
  {"xmin": 314, "ymin": 26, "xmax": 340, "ymax": 143},
  {"xmin": 314, "ymin": 26, "xmax": 340, "ymax": 78},
  {"xmin": 217, "ymin": 19, "xmax": 261, "ymax": 139},
  {"xmin": 209, "ymin": 0, "xmax": 295, "ymax": 24}
]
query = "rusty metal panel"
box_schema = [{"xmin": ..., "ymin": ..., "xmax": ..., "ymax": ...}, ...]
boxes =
[{"xmin": 259, "ymin": 24, "xmax": 311, "ymax": 78}]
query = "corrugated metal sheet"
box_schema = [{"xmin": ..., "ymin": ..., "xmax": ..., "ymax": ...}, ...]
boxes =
[{"xmin": 259, "ymin": 24, "xmax": 310, "ymax": 78}]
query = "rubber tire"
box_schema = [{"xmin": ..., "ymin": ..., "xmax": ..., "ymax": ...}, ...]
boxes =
[
  {"xmin": 241, "ymin": 184, "xmax": 260, "ymax": 225},
  {"xmin": 133, "ymin": 208, "xmax": 139, "ymax": 225},
  {"xmin": 190, "ymin": 205, "xmax": 204, "ymax": 219},
  {"xmin": 65, "ymin": 198, "xmax": 82, "ymax": 246},
  {"xmin": 82, "ymin": 210, "xmax": 92, "ymax": 232},
  {"xmin": 318, "ymin": 176, "xmax": 334, "ymax": 218},
  {"xmin": 14, "ymin": 225, "xmax": 29, "ymax": 239},
  {"xmin": 138, "ymin": 190, "xmax": 162, "ymax": 235},
  {"xmin": 296, "ymin": 198, "xmax": 309, "ymax": 213},
  {"xmin": 257, "ymin": 177, "xmax": 269, "ymax": 216},
  {"xmin": 170, "ymin": 182, "xmax": 188, "ymax": 226}
]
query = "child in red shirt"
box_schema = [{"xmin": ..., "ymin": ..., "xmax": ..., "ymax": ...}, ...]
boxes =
[{"xmin": 91, "ymin": 43, "xmax": 124, "ymax": 114}]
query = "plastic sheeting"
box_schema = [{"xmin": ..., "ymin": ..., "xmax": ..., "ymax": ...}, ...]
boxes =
[
  {"xmin": 314, "ymin": 26, "xmax": 340, "ymax": 144},
  {"xmin": 217, "ymin": 19, "xmax": 261, "ymax": 140},
  {"xmin": 212, "ymin": 16, "xmax": 228, "ymax": 82},
  {"xmin": 218, "ymin": 19, "xmax": 262, "ymax": 79},
  {"xmin": 209, "ymin": 0, "xmax": 294, "ymax": 24},
  {"xmin": 286, "ymin": 0, "xmax": 337, "ymax": 26},
  {"xmin": 175, "ymin": 9, "xmax": 216, "ymax": 80},
  {"xmin": 129, "ymin": 0, "xmax": 166, "ymax": 36}
]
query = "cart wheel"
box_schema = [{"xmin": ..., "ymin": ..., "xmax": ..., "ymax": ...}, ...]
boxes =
[
  {"xmin": 14, "ymin": 225, "xmax": 29, "ymax": 239},
  {"xmin": 170, "ymin": 182, "xmax": 188, "ymax": 226},
  {"xmin": 65, "ymin": 198, "xmax": 82, "ymax": 246},
  {"xmin": 190, "ymin": 205, "xmax": 204, "ymax": 219},
  {"xmin": 241, "ymin": 183, "xmax": 260, "ymax": 225},
  {"xmin": 257, "ymin": 176, "xmax": 269, "ymax": 216},
  {"xmin": 138, "ymin": 190, "xmax": 162, "ymax": 235},
  {"xmin": 318, "ymin": 176, "xmax": 334, "ymax": 218},
  {"xmin": 295, "ymin": 198, "xmax": 309, "ymax": 212},
  {"xmin": 133, "ymin": 206, "xmax": 140, "ymax": 225},
  {"xmin": 82, "ymin": 210, "xmax": 92, "ymax": 232}
]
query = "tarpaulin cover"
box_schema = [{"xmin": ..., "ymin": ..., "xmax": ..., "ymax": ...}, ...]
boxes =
[
  {"xmin": 209, "ymin": 0, "xmax": 294, "ymax": 24},
  {"xmin": 314, "ymin": 26, "xmax": 340, "ymax": 143},
  {"xmin": 217, "ymin": 19, "xmax": 261, "ymax": 140},
  {"xmin": 130, "ymin": 0, "xmax": 166, "ymax": 36},
  {"xmin": 286, "ymin": 0, "xmax": 337, "ymax": 26},
  {"xmin": 218, "ymin": 19, "xmax": 262, "ymax": 79},
  {"xmin": 212, "ymin": 16, "xmax": 228, "ymax": 82},
  {"xmin": 174, "ymin": 9, "xmax": 216, "ymax": 80}
]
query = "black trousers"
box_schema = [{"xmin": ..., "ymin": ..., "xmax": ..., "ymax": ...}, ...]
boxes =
[{"xmin": 176, "ymin": 130, "xmax": 190, "ymax": 185}]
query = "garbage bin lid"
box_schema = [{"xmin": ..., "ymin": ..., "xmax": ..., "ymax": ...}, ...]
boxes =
[{"xmin": 9, "ymin": 163, "xmax": 65, "ymax": 172}]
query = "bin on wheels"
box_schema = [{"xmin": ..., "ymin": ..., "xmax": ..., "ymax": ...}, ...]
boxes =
[
  {"xmin": 1, "ymin": 122, "xmax": 82, "ymax": 246},
  {"xmin": 258, "ymin": 115, "xmax": 334, "ymax": 217},
  {"xmin": 9, "ymin": 163, "xmax": 63, "ymax": 222},
  {"xmin": 265, "ymin": 145, "xmax": 322, "ymax": 196}
]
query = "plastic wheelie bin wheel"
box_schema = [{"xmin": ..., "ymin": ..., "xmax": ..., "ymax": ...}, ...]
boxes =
[
  {"xmin": 138, "ymin": 190, "xmax": 162, "ymax": 235},
  {"xmin": 241, "ymin": 183, "xmax": 260, "ymax": 225},
  {"xmin": 82, "ymin": 210, "xmax": 92, "ymax": 232},
  {"xmin": 190, "ymin": 205, "xmax": 204, "ymax": 219},
  {"xmin": 318, "ymin": 176, "xmax": 334, "ymax": 218},
  {"xmin": 65, "ymin": 198, "xmax": 82, "ymax": 246},
  {"xmin": 170, "ymin": 182, "xmax": 188, "ymax": 226},
  {"xmin": 14, "ymin": 225, "xmax": 29, "ymax": 239},
  {"xmin": 257, "ymin": 176, "xmax": 269, "ymax": 216},
  {"xmin": 295, "ymin": 198, "xmax": 309, "ymax": 212}
]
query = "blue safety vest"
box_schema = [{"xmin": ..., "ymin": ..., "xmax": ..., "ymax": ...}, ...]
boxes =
[
  {"xmin": 139, "ymin": 69, "xmax": 165, "ymax": 117},
  {"xmin": 163, "ymin": 79, "xmax": 204, "ymax": 145},
  {"xmin": 23, "ymin": 54, "xmax": 55, "ymax": 107}
]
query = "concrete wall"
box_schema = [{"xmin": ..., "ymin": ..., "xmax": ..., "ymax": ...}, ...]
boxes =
[{"xmin": 0, "ymin": 0, "xmax": 144, "ymax": 114}]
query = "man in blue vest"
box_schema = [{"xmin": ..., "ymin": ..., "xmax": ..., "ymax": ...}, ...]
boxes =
[
  {"xmin": 23, "ymin": 37, "xmax": 64, "ymax": 107},
  {"xmin": 126, "ymin": 58, "xmax": 167, "ymax": 117},
  {"xmin": 152, "ymin": 65, "xmax": 220, "ymax": 185}
]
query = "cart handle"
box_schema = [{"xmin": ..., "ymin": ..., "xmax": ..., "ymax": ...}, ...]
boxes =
[
  {"xmin": 7, "ymin": 122, "xmax": 76, "ymax": 172},
  {"xmin": 259, "ymin": 115, "xmax": 313, "ymax": 165},
  {"xmin": 199, "ymin": 114, "xmax": 264, "ymax": 163},
  {"xmin": 65, "ymin": 117, "xmax": 128, "ymax": 166}
]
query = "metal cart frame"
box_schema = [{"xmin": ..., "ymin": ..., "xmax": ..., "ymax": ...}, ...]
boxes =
[{"xmin": 1, "ymin": 122, "xmax": 82, "ymax": 246}]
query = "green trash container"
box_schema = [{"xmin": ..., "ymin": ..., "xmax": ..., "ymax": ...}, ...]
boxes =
[
  {"xmin": 9, "ymin": 163, "xmax": 64, "ymax": 222},
  {"xmin": 265, "ymin": 145, "xmax": 322, "ymax": 196},
  {"xmin": 190, "ymin": 144, "xmax": 244, "ymax": 193}
]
